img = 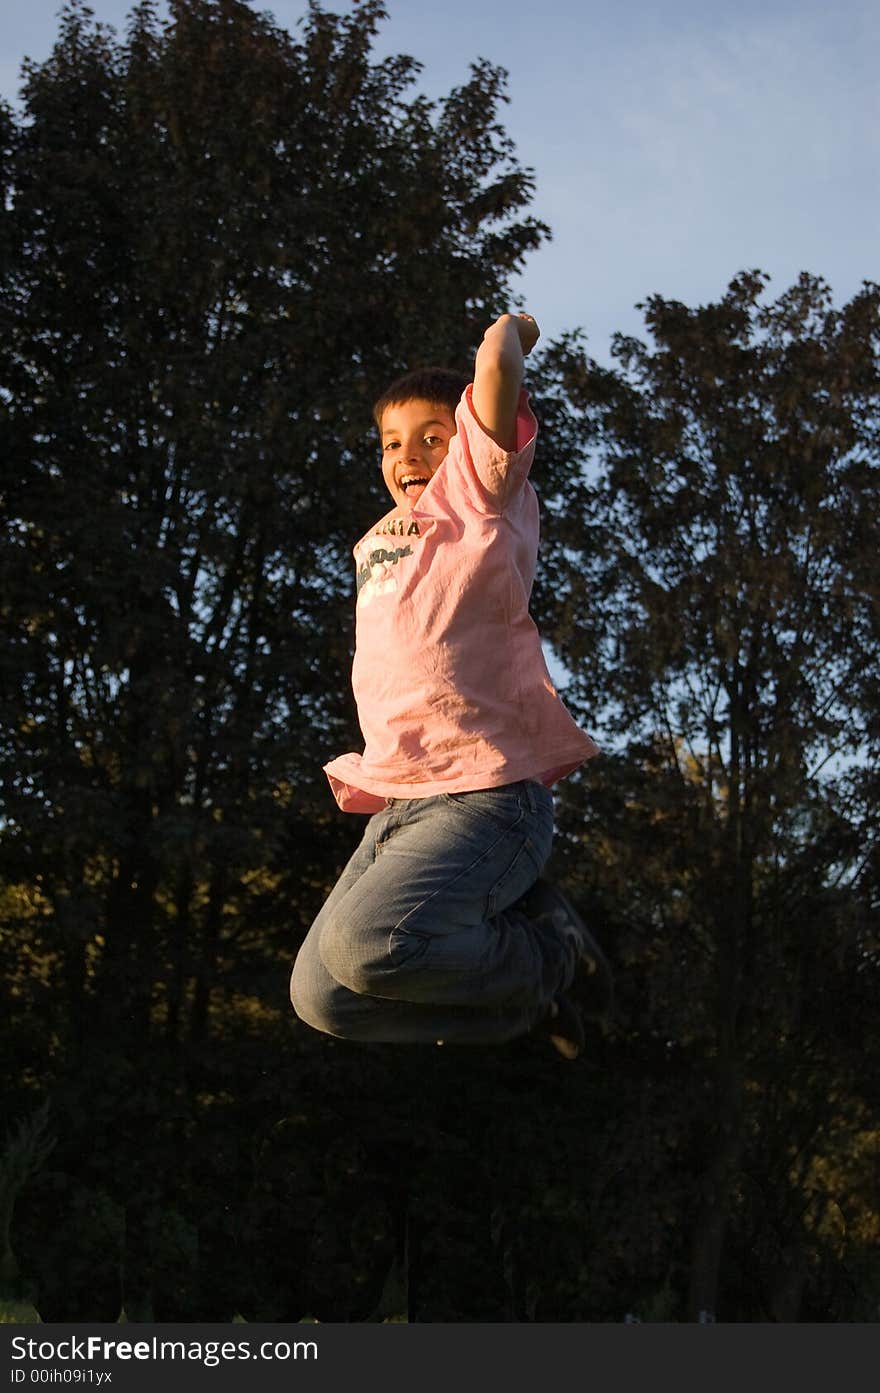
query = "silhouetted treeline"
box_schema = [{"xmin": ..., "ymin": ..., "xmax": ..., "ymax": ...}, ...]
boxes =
[{"xmin": 1, "ymin": 0, "xmax": 878, "ymax": 1322}]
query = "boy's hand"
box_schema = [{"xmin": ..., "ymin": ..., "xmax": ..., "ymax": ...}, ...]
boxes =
[{"xmin": 513, "ymin": 312, "xmax": 540, "ymax": 356}]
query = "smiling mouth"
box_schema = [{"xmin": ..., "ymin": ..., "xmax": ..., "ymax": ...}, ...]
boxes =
[{"xmin": 400, "ymin": 475, "xmax": 430, "ymax": 494}]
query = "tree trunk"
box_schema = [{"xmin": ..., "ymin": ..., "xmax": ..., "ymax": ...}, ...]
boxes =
[{"xmin": 686, "ymin": 1057, "xmax": 744, "ymax": 1321}]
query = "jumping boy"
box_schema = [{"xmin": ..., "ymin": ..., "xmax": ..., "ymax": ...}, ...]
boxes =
[{"xmin": 290, "ymin": 312, "xmax": 612, "ymax": 1059}]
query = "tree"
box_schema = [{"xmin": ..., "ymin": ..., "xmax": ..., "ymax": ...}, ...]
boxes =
[
  {"xmin": 1, "ymin": 0, "xmax": 547, "ymax": 1054},
  {"xmin": 1, "ymin": 0, "xmax": 554, "ymax": 1318},
  {"xmin": 530, "ymin": 269, "xmax": 880, "ymax": 1318},
  {"xmin": 4, "ymin": 4, "xmax": 878, "ymax": 1321}
]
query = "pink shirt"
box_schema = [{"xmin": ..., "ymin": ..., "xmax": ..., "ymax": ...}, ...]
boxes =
[{"xmin": 324, "ymin": 386, "xmax": 599, "ymax": 813}]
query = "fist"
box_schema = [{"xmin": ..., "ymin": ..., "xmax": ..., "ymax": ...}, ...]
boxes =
[{"xmin": 512, "ymin": 312, "xmax": 540, "ymax": 356}]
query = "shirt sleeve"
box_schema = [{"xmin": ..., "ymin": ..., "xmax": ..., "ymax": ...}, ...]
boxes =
[{"xmin": 442, "ymin": 385, "xmax": 539, "ymax": 514}]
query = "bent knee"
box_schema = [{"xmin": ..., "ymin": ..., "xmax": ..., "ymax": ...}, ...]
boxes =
[{"xmin": 290, "ymin": 954, "xmax": 336, "ymax": 1035}]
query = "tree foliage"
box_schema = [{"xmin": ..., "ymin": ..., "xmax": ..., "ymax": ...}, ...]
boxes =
[
  {"xmin": 530, "ymin": 269, "xmax": 880, "ymax": 1319},
  {"xmin": 1, "ymin": 2, "xmax": 878, "ymax": 1323},
  {"xmin": 1, "ymin": 0, "xmax": 547, "ymax": 1052}
]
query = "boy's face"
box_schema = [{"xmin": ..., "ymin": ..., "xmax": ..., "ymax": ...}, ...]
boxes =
[{"xmin": 379, "ymin": 397, "xmax": 456, "ymax": 509}]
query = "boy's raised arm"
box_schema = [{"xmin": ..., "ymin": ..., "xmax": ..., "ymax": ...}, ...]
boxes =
[{"xmin": 471, "ymin": 312, "xmax": 540, "ymax": 450}]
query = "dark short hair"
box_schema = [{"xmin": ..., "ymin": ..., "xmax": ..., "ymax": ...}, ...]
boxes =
[{"xmin": 373, "ymin": 367, "xmax": 469, "ymax": 429}]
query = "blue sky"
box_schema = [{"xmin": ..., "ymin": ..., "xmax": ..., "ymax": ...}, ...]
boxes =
[{"xmin": 3, "ymin": 0, "xmax": 878, "ymax": 362}]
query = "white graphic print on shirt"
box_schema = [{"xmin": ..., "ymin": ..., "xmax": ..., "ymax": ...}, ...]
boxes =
[{"xmin": 355, "ymin": 516, "xmax": 422, "ymax": 607}]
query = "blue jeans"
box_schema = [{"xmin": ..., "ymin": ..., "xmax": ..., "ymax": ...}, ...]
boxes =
[{"xmin": 290, "ymin": 780, "xmax": 577, "ymax": 1044}]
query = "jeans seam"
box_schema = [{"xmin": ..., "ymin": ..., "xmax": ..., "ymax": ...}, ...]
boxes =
[{"xmin": 487, "ymin": 835, "xmax": 542, "ymax": 918}]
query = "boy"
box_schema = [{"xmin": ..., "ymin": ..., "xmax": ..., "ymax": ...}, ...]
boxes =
[{"xmin": 290, "ymin": 313, "xmax": 612, "ymax": 1059}]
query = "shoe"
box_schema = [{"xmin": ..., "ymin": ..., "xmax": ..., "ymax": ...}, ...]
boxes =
[
  {"xmin": 521, "ymin": 878, "xmax": 614, "ymax": 1020},
  {"xmin": 534, "ymin": 994, "xmax": 584, "ymax": 1061}
]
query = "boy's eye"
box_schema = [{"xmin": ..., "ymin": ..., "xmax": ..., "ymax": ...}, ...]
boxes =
[
  {"xmin": 425, "ymin": 436, "xmax": 442, "ymax": 447},
  {"xmin": 383, "ymin": 441, "xmax": 400, "ymax": 452}
]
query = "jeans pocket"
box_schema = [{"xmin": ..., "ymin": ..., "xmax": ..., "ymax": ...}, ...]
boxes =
[{"xmin": 440, "ymin": 784, "xmax": 525, "ymax": 830}]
